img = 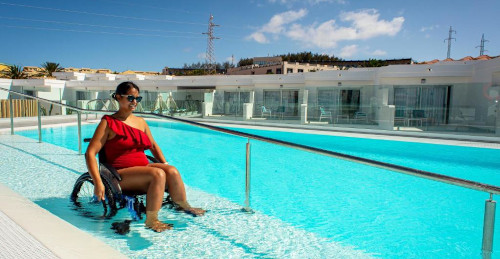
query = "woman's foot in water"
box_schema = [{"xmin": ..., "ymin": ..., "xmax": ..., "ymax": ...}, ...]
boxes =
[
  {"xmin": 145, "ymin": 211, "xmax": 173, "ymax": 232},
  {"xmin": 173, "ymin": 201, "xmax": 206, "ymax": 216},
  {"xmin": 145, "ymin": 220, "xmax": 172, "ymax": 232}
]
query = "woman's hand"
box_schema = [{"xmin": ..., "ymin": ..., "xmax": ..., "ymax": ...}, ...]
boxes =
[{"xmin": 94, "ymin": 181, "xmax": 106, "ymax": 201}]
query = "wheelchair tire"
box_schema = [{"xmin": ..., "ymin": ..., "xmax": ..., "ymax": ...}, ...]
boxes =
[{"xmin": 71, "ymin": 172, "xmax": 117, "ymax": 218}]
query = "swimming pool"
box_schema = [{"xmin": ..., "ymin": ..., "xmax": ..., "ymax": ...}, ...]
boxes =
[{"xmin": 7, "ymin": 120, "xmax": 500, "ymax": 258}]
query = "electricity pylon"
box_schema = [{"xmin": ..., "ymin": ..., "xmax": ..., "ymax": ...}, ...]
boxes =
[{"xmin": 202, "ymin": 14, "xmax": 220, "ymax": 75}]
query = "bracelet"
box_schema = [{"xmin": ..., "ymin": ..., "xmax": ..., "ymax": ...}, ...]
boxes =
[{"xmin": 163, "ymin": 162, "xmax": 169, "ymax": 165}]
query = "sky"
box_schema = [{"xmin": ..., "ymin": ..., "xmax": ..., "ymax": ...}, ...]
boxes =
[{"xmin": 1, "ymin": 0, "xmax": 499, "ymax": 72}]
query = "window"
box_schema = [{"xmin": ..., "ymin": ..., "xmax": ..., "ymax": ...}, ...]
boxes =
[
  {"xmin": 287, "ymin": 68, "xmax": 293, "ymax": 74},
  {"xmin": 318, "ymin": 89, "xmax": 340, "ymax": 111},
  {"xmin": 276, "ymin": 68, "xmax": 282, "ymax": 74},
  {"xmin": 24, "ymin": 90, "xmax": 35, "ymax": 97},
  {"xmin": 223, "ymin": 91, "xmax": 250, "ymax": 115},
  {"xmin": 266, "ymin": 69, "xmax": 273, "ymax": 74},
  {"xmin": 298, "ymin": 69, "xmax": 304, "ymax": 73},
  {"xmin": 76, "ymin": 91, "xmax": 88, "ymax": 100},
  {"xmin": 263, "ymin": 90, "xmax": 299, "ymax": 117},
  {"xmin": 340, "ymin": 89, "xmax": 360, "ymax": 117},
  {"xmin": 393, "ymin": 86, "xmax": 449, "ymax": 124}
]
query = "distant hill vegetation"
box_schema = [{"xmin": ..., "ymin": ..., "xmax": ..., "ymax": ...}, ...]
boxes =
[
  {"xmin": 238, "ymin": 52, "xmax": 343, "ymax": 67},
  {"xmin": 236, "ymin": 52, "xmax": 403, "ymax": 68},
  {"xmin": 178, "ymin": 51, "xmax": 401, "ymax": 75}
]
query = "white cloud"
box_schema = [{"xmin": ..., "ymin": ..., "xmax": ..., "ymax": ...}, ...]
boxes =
[
  {"xmin": 308, "ymin": 0, "xmax": 346, "ymax": 4},
  {"xmin": 340, "ymin": 45, "xmax": 358, "ymax": 58},
  {"xmin": 286, "ymin": 20, "xmax": 357, "ymax": 48},
  {"xmin": 420, "ymin": 25, "xmax": 439, "ymax": 32},
  {"xmin": 248, "ymin": 9, "xmax": 404, "ymax": 49},
  {"xmin": 247, "ymin": 32, "xmax": 269, "ymax": 43},
  {"xmin": 246, "ymin": 9, "xmax": 307, "ymax": 42},
  {"xmin": 226, "ymin": 56, "xmax": 234, "ymax": 62},
  {"xmin": 197, "ymin": 53, "xmax": 207, "ymax": 59},
  {"xmin": 183, "ymin": 47, "xmax": 192, "ymax": 53},
  {"xmin": 371, "ymin": 49, "xmax": 387, "ymax": 56},
  {"xmin": 262, "ymin": 9, "xmax": 307, "ymax": 34},
  {"xmin": 340, "ymin": 9, "xmax": 404, "ymax": 39},
  {"xmin": 269, "ymin": 0, "xmax": 346, "ymax": 5}
]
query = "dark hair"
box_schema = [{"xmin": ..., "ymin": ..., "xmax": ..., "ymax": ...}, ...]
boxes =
[{"xmin": 112, "ymin": 81, "xmax": 140, "ymax": 100}]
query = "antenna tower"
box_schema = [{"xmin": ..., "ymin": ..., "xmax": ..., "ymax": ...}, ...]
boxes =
[
  {"xmin": 476, "ymin": 33, "xmax": 489, "ymax": 56},
  {"xmin": 444, "ymin": 26, "xmax": 456, "ymax": 59},
  {"xmin": 202, "ymin": 14, "xmax": 220, "ymax": 75}
]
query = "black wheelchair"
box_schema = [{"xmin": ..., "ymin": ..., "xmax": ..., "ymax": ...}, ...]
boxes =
[{"xmin": 70, "ymin": 138, "xmax": 172, "ymax": 220}]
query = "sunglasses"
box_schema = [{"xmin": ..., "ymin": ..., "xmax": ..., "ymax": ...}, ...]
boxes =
[{"xmin": 120, "ymin": 94, "xmax": 143, "ymax": 103}]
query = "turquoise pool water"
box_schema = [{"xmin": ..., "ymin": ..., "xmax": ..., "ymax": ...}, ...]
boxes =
[{"xmin": 14, "ymin": 120, "xmax": 500, "ymax": 258}]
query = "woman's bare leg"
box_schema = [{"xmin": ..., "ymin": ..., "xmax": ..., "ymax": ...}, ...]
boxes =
[
  {"xmin": 148, "ymin": 163, "xmax": 205, "ymax": 216},
  {"xmin": 118, "ymin": 166, "xmax": 171, "ymax": 232}
]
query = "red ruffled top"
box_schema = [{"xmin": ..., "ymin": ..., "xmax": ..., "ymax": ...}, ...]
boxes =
[{"xmin": 102, "ymin": 115, "xmax": 152, "ymax": 169}]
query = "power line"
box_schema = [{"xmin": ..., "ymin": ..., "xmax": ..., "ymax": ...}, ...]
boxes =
[
  {"xmin": 87, "ymin": 0, "xmax": 250, "ymax": 30},
  {"xmin": 0, "ymin": 2, "xmax": 206, "ymax": 26},
  {"xmin": 0, "ymin": 16, "xmax": 202, "ymax": 35},
  {"xmin": 87, "ymin": 0, "xmax": 206, "ymax": 15},
  {"xmin": 0, "ymin": 24, "xmax": 206, "ymax": 39}
]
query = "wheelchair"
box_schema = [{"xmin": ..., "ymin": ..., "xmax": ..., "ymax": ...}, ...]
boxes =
[{"xmin": 70, "ymin": 138, "xmax": 172, "ymax": 220}]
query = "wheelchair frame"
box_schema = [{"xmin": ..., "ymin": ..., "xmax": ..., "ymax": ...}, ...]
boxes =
[{"xmin": 70, "ymin": 138, "xmax": 171, "ymax": 220}]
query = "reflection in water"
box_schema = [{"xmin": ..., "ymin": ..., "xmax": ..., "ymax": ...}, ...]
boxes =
[
  {"xmin": 34, "ymin": 197, "xmax": 155, "ymax": 250},
  {"xmin": 34, "ymin": 196, "xmax": 199, "ymax": 252}
]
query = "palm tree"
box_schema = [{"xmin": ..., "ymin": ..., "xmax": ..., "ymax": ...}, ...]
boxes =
[
  {"xmin": 2, "ymin": 65, "xmax": 27, "ymax": 79},
  {"xmin": 40, "ymin": 62, "xmax": 63, "ymax": 77}
]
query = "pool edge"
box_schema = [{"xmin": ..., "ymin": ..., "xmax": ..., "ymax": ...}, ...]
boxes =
[{"xmin": 0, "ymin": 182, "xmax": 127, "ymax": 259}]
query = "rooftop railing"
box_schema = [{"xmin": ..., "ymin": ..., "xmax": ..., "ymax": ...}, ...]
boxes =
[{"xmin": 1, "ymin": 87, "xmax": 498, "ymax": 258}]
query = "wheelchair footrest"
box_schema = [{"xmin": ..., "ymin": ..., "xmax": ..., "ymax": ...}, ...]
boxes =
[{"xmin": 123, "ymin": 195, "xmax": 141, "ymax": 221}]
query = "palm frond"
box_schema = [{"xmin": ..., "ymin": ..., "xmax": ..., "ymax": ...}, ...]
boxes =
[{"xmin": 40, "ymin": 62, "xmax": 64, "ymax": 77}]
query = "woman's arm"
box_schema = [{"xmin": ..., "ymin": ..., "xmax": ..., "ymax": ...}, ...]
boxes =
[
  {"xmin": 143, "ymin": 119, "xmax": 168, "ymax": 164},
  {"xmin": 85, "ymin": 119, "xmax": 109, "ymax": 200}
]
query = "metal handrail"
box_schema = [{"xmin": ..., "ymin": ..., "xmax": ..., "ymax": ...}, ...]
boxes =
[
  {"xmin": 2, "ymin": 87, "xmax": 499, "ymax": 194},
  {"xmin": 1, "ymin": 87, "xmax": 497, "ymax": 257}
]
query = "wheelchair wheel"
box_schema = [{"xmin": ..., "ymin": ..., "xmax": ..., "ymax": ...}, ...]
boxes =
[{"xmin": 71, "ymin": 173, "xmax": 117, "ymax": 218}]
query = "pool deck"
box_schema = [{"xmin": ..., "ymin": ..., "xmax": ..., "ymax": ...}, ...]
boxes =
[
  {"xmin": 0, "ymin": 115, "xmax": 499, "ymax": 258},
  {"xmin": 0, "ymin": 118, "xmax": 127, "ymax": 258},
  {"xmin": 0, "ymin": 182, "xmax": 126, "ymax": 259}
]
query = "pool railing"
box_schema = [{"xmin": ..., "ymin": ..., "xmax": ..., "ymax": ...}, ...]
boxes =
[{"xmin": 1, "ymin": 87, "xmax": 498, "ymax": 258}]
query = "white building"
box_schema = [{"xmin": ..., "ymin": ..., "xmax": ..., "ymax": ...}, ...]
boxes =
[{"xmin": 1, "ymin": 57, "xmax": 499, "ymax": 136}]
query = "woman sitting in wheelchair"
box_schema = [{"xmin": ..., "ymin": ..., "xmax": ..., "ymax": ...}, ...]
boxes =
[{"xmin": 85, "ymin": 81, "xmax": 205, "ymax": 232}]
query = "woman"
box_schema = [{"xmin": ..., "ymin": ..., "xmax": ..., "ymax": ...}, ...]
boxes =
[{"xmin": 85, "ymin": 81, "xmax": 205, "ymax": 232}]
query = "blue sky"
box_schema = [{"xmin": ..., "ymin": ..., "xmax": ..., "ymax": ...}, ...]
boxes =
[{"xmin": 1, "ymin": 0, "xmax": 499, "ymax": 72}]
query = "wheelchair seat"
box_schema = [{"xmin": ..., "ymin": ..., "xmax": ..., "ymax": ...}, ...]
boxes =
[{"xmin": 71, "ymin": 138, "xmax": 171, "ymax": 219}]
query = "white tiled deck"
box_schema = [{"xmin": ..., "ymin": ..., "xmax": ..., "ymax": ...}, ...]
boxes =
[
  {"xmin": 0, "ymin": 209, "xmax": 57, "ymax": 259},
  {"xmin": 0, "ymin": 182, "xmax": 126, "ymax": 258}
]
